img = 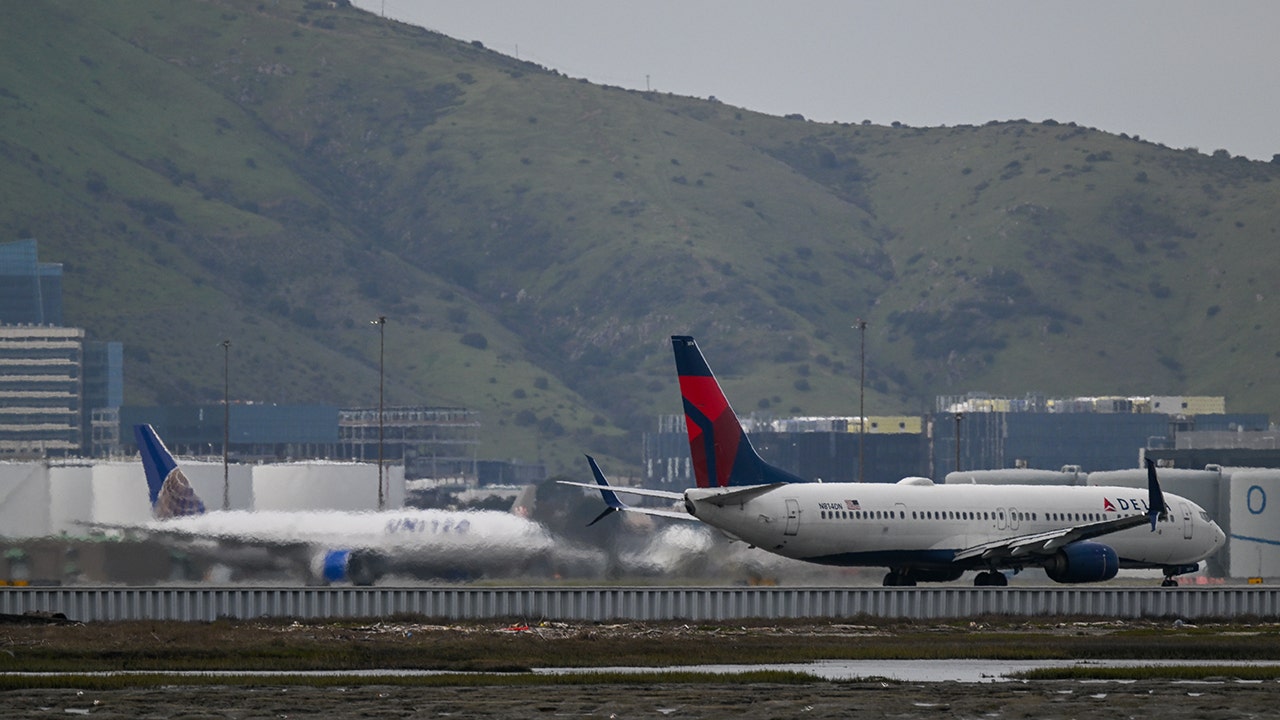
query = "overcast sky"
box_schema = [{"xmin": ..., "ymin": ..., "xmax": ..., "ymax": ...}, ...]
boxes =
[{"xmin": 351, "ymin": 1, "xmax": 1279, "ymax": 161}]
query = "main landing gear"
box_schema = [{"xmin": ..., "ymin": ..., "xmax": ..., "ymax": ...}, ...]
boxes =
[
  {"xmin": 882, "ymin": 570, "xmax": 917, "ymax": 586},
  {"xmin": 973, "ymin": 571, "xmax": 1008, "ymax": 587}
]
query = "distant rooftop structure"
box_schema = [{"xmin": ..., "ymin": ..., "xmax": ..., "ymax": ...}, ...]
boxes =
[
  {"xmin": 657, "ymin": 413, "xmax": 921, "ymax": 435},
  {"xmin": 119, "ymin": 404, "xmax": 480, "ymax": 481},
  {"xmin": 339, "ymin": 406, "xmax": 479, "ymax": 480},
  {"xmin": 937, "ymin": 392, "xmax": 1226, "ymax": 416},
  {"xmin": 742, "ymin": 415, "xmax": 922, "ymax": 435},
  {"xmin": 646, "ymin": 414, "xmax": 926, "ymax": 487},
  {"xmin": 1176, "ymin": 430, "xmax": 1280, "ymax": 451}
]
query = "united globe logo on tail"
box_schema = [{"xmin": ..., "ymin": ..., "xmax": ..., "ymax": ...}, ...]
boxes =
[
  {"xmin": 155, "ymin": 466, "xmax": 206, "ymax": 519},
  {"xmin": 136, "ymin": 424, "xmax": 207, "ymax": 520}
]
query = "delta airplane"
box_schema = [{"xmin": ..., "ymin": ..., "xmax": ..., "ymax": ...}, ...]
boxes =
[
  {"xmin": 570, "ymin": 336, "xmax": 1225, "ymax": 587},
  {"xmin": 125, "ymin": 424, "xmax": 597, "ymax": 584}
]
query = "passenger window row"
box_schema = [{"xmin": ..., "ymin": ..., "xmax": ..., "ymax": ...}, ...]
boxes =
[{"xmin": 816, "ymin": 508, "xmax": 1173, "ymax": 523}]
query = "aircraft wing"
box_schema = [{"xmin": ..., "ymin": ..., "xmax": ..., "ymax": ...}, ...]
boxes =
[
  {"xmin": 951, "ymin": 512, "xmax": 1151, "ymax": 563},
  {"xmin": 81, "ymin": 519, "xmax": 316, "ymax": 579},
  {"xmin": 560, "ymin": 456, "xmax": 694, "ymax": 525},
  {"xmin": 84, "ymin": 520, "xmax": 309, "ymax": 551},
  {"xmin": 953, "ymin": 457, "xmax": 1169, "ymax": 564}
]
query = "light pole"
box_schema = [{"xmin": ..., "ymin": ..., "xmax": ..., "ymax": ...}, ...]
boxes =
[
  {"xmin": 372, "ymin": 316, "xmax": 386, "ymax": 511},
  {"xmin": 221, "ymin": 339, "xmax": 230, "ymax": 511},
  {"xmin": 954, "ymin": 412, "xmax": 964, "ymax": 474},
  {"xmin": 854, "ymin": 320, "xmax": 867, "ymax": 482}
]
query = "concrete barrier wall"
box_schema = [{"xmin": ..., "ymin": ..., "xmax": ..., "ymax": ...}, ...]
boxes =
[{"xmin": 4, "ymin": 585, "xmax": 1278, "ymax": 622}]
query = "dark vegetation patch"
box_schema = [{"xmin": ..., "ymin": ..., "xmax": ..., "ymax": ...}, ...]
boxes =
[{"xmin": 3, "ymin": 618, "xmax": 1280, "ymax": 673}]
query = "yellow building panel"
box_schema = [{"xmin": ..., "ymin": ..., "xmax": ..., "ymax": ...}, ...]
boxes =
[
  {"xmin": 864, "ymin": 416, "xmax": 922, "ymax": 434},
  {"xmin": 1183, "ymin": 396, "xmax": 1226, "ymax": 415}
]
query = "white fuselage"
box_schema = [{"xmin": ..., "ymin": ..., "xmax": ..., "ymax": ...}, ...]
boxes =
[
  {"xmin": 153, "ymin": 508, "xmax": 550, "ymax": 551},
  {"xmin": 685, "ymin": 482, "xmax": 1224, "ymax": 569},
  {"xmin": 149, "ymin": 508, "xmax": 559, "ymax": 575}
]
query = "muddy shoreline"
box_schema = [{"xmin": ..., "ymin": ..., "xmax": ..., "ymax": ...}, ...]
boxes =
[
  {"xmin": 5, "ymin": 618, "xmax": 1280, "ymax": 718},
  {"xmin": 8, "ymin": 680, "xmax": 1279, "ymax": 719}
]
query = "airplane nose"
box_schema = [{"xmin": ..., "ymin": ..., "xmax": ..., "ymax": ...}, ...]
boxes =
[{"xmin": 1208, "ymin": 517, "xmax": 1228, "ymax": 545}]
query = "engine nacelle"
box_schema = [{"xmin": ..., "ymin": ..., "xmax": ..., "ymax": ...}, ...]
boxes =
[
  {"xmin": 312, "ymin": 549, "xmax": 385, "ymax": 586},
  {"xmin": 1043, "ymin": 541, "xmax": 1119, "ymax": 584}
]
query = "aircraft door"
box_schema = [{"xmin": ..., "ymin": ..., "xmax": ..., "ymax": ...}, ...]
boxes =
[
  {"xmin": 784, "ymin": 498, "xmax": 800, "ymax": 536},
  {"xmin": 1180, "ymin": 502, "xmax": 1193, "ymax": 540},
  {"xmin": 996, "ymin": 508, "xmax": 1007, "ymax": 531},
  {"xmin": 1008, "ymin": 507, "xmax": 1020, "ymax": 531}
]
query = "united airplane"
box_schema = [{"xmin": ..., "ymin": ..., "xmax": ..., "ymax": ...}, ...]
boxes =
[
  {"xmin": 128, "ymin": 424, "xmax": 597, "ymax": 584},
  {"xmin": 571, "ymin": 336, "xmax": 1225, "ymax": 587}
]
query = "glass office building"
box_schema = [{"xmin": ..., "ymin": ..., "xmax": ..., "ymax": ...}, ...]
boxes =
[
  {"xmin": 0, "ymin": 239, "xmax": 62, "ymax": 325},
  {"xmin": 0, "ymin": 239, "xmax": 122, "ymax": 456}
]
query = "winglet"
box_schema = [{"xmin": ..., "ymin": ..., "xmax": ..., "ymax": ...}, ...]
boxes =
[
  {"xmin": 1144, "ymin": 457, "xmax": 1167, "ymax": 531},
  {"xmin": 584, "ymin": 455, "xmax": 627, "ymax": 526},
  {"xmin": 135, "ymin": 424, "xmax": 206, "ymax": 519}
]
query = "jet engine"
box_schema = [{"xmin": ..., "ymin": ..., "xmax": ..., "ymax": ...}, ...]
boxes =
[
  {"xmin": 313, "ymin": 549, "xmax": 386, "ymax": 586},
  {"xmin": 1043, "ymin": 541, "xmax": 1119, "ymax": 584}
]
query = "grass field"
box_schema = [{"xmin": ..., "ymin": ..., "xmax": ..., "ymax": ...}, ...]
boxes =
[{"xmin": 4, "ymin": 616, "xmax": 1280, "ymax": 677}]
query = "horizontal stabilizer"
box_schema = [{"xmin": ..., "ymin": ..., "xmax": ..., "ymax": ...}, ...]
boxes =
[
  {"xmin": 557, "ymin": 456, "xmax": 691, "ymax": 523},
  {"xmin": 696, "ymin": 482, "xmax": 788, "ymax": 508}
]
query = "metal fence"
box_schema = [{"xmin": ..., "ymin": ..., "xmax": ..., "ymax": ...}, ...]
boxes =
[{"xmin": 3, "ymin": 586, "xmax": 1279, "ymax": 622}]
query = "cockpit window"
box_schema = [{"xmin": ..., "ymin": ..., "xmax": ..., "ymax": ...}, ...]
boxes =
[{"xmin": 1200, "ymin": 511, "xmax": 1211, "ymax": 522}]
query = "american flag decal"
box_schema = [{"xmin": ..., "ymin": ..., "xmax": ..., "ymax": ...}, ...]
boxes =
[{"xmin": 845, "ymin": 499, "xmax": 861, "ymax": 511}]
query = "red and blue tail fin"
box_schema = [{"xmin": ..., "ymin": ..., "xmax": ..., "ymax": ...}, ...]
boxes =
[
  {"xmin": 136, "ymin": 424, "xmax": 207, "ymax": 519},
  {"xmin": 671, "ymin": 336, "xmax": 804, "ymax": 488}
]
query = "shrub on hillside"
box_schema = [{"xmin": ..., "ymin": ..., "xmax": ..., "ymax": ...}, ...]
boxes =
[{"xmin": 460, "ymin": 332, "xmax": 488, "ymax": 349}]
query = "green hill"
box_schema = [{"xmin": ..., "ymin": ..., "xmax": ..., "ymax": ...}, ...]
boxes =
[{"xmin": 3, "ymin": 0, "xmax": 1278, "ymax": 474}]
